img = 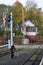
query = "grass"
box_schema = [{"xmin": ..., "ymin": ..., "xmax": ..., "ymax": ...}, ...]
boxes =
[
  {"xmin": 17, "ymin": 48, "xmax": 30, "ymax": 51},
  {"xmin": 0, "ymin": 60, "xmax": 5, "ymax": 64},
  {"xmin": 30, "ymin": 55, "xmax": 37, "ymax": 61}
]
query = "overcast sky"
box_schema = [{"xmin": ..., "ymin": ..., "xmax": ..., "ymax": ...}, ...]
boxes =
[{"xmin": 0, "ymin": 0, "xmax": 43, "ymax": 10}]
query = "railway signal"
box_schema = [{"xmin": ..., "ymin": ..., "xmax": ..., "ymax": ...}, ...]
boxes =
[
  {"xmin": 8, "ymin": 14, "xmax": 11, "ymax": 22},
  {"xmin": 2, "ymin": 12, "xmax": 15, "ymax": 59}
]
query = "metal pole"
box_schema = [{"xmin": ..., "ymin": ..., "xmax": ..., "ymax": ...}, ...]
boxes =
[
  {"xmin": 10, "ymin": 12, "xmax": 14, "ymax": 59},
  {"xmin": 10, "ymin": 12, "xmax": 13, "ymax": 46}
]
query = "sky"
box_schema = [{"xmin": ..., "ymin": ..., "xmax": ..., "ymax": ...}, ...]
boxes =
[{"xmin": 0, "ymin": 0, "xmax": 43, "ymax": 11}]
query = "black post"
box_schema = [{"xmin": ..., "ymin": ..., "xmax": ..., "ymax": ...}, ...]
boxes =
[{"xmin": 11, "ymin": 46, "xmax": 14, "ymax": 59}]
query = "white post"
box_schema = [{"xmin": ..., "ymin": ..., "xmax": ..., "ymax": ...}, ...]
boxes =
[
  {"xmin": 10, "ymin": 12, "xmax": 13, "ymax": 46},
  {"xmin": 39, "ymin": 58, "xmax": 43, "ymax": 65}
]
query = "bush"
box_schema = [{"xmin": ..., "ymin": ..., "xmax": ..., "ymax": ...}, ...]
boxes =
[
  {"xmin": 19, "ymin": 35, "xmax": 23, "ymax": 38},
  {"xmin": 15, "ymin": 32, "xmax": 24, "ymax": 38},
  {"xmin": 19, "ymin": 32, "xmax": 23, "ymax": 35},
  {"xmin": 0, "ymin": 30, "xmax": 4, "ymax": 37}
]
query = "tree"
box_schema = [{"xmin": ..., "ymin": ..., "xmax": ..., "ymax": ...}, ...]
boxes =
[
  {"xmin": 12, "ymin": 1, "xmax": 27, "ymax": 24},
  {"xmin": 12, "ymin": 1, "xmax": 27, "ymax": 36},
  {"xmin": 26, "ymin": 7, "xmax": 43, "ymax": 36}
]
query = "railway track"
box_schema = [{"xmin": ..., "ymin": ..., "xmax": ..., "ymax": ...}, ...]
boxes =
[
  {"xmin": 20, "ymin": 45, "xmax": 43, "ymax": 65},
  {"xmin": 0, "ymin": 49, "xmax": 42, "ymax": 65},
  {"xmin": 0, "ymin": 45, "xmax": 10, "ymax": 57},
  {"xmin": 22, "ymin": 49, "xmax": 43, "ymax": 65},
  {"xmin": 0, "ymin": 45, "xmax": 43, "ymax": 65},
  {"xmin": 15, "ymin": 49, "xmax": 43, "ymax": 65},
  {"xmin": 0, "ymin": 50, "xmax": 10, "ymax": 57}
]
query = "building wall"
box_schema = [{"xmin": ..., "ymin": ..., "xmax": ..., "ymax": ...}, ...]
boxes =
[
  {"xmin": 25, "ymin": 35, "xmax": 38, "ymax": 42},
  {"xmin": 26, "ymin": 32, "xmax": 38, "ymax": 36},
  {"xmin": 0, "ymin": 37, "xmax": 6, "ymax": 45}
]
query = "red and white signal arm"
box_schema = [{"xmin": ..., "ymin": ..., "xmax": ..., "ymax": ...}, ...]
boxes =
[
  {"xmin": 2, "ymin": 17, "xmax": 6, "ymax": 20},
  {"xmin": 2, "ymin": 17, "xmax": 7, "ymax": 21}
]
